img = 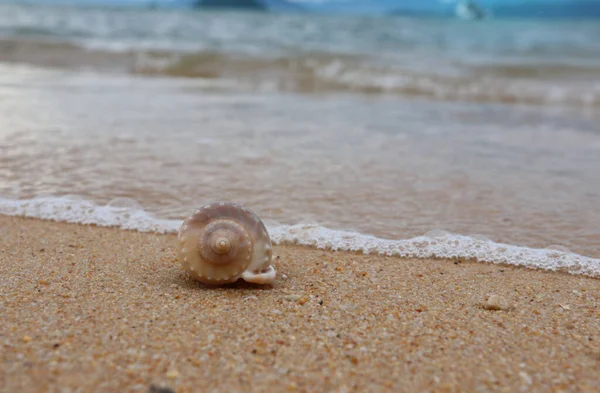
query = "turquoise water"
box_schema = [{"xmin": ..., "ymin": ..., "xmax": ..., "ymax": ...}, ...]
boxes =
[
  {"xmin": 1, "ymin": 3, "xmax": 600, "ymax": 106},
  {"xmin": 4, "ymin": 0, "xmax": 600, "ymax": 18}
]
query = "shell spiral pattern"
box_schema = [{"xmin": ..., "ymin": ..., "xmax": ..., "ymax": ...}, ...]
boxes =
[{"xmin": 177, "ymin": 202, "xmax": 276, "ymax": 285}]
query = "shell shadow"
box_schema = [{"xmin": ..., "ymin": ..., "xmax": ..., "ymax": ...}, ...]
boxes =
[{"xmin": 154, "ymin": 266, "xmax": 277, "ymax": 292}]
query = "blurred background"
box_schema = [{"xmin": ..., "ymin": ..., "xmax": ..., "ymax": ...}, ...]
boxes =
[
  {"xmin": 1, "ymin": 0, "xmax": 599, "ymax": 259},
  {"xmin": 2, "ymin": 0, "xmax": 600, "ymax": 101}
]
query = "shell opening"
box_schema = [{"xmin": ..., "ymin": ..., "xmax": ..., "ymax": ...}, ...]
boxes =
[{"xmin": 241, "ymin": 265, "xmax": 276, "ymax": 284}]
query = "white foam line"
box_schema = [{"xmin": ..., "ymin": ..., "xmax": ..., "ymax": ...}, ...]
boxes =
[
  {"xmin": 0, "ymin": 196, "xmax": 180, "ymax": 234},
  {"xmin": 269, "ymin": 224, "xmax": 600, "ymax": 278},
  {"xmin": 1, "ymin": 196, "xmax": 598, "ymax": 278}
]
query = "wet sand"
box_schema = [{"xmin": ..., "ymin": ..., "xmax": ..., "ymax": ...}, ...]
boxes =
[{"xmin": 1, "ymin": 216, "xmax": 599, "ymax": 393}]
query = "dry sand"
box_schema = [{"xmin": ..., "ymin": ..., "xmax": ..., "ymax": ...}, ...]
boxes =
[{"xmin": 0, "ymin": 216, "xmax": 598, "ymax": 393}]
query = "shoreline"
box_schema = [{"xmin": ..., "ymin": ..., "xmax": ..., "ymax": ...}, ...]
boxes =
[
  {"xmin": 2, "ymin": 197, "xmax": 599, "ymax": 279},
  {"xmin": 1, "ymin": 215, "xmax": 598, "ymax": 392}
]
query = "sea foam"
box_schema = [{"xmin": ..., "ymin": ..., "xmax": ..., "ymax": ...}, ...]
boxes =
[{"xmin": 1, "ymin": 196, "xmax": 598, "ymax": 278}]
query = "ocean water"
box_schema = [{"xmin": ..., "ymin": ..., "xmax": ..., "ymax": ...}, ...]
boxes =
[{"xmin": 0, "ymin": 3, "xmax": 599, "ymax": 277}]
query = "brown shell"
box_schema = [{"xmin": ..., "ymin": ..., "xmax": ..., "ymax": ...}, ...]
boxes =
[{"xmin": 177, "ymin": 202, "xmax": 272, "ymax": 285}]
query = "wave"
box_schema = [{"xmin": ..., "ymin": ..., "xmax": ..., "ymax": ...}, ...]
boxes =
[
  {"xmin": 133, "ymin": 51, "xmax": 600, "ymax": 108},
  {"xmin": 1, "ymin": 37, "xmax": 599, "ymax": 108},
  {"xmin": 1, "ymin": 195, "xmax": 598, "ymax": 278}
]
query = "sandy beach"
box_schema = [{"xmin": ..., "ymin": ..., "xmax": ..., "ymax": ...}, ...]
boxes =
[{"xmin": 0, "ymin": 216, "xmax": 598, "ymax": 393}]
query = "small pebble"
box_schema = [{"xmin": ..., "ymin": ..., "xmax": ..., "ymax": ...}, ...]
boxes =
[
  {"xmin": 483, "ymin": 295, "xmax": 509, "ymax": 311},
  {"xmin": 166, "ymin": 370, "xmax": 180, "ymax": 379},
  {"xmin": 23, "ymin": 335, "xmax": 32, "ymax": 343},
  {"xmin": 149, "ymin": 385, "xmax": 175, "ymax": 393},
  {"xmin": 519, "ymin": 371, "xmax": 532, "ymax": 385},
  {"xmin": 285, "ymin": 294, "xmax": 302, "ymax": 302}
]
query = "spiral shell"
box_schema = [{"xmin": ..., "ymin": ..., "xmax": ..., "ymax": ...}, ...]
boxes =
[{"xmin": 177, "ymin": 202, "xmax": 276, "ymax": 285}]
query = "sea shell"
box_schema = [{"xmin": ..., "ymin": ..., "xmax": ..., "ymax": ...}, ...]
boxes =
[{"xmin": 177, "ymin": 202, "xmax": 276, "ymax": 285}]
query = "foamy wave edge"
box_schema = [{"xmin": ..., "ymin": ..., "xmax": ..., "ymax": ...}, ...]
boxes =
[{"xmin": 1, "ymin": 196, "xmax": 598, "ymax": 278}]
